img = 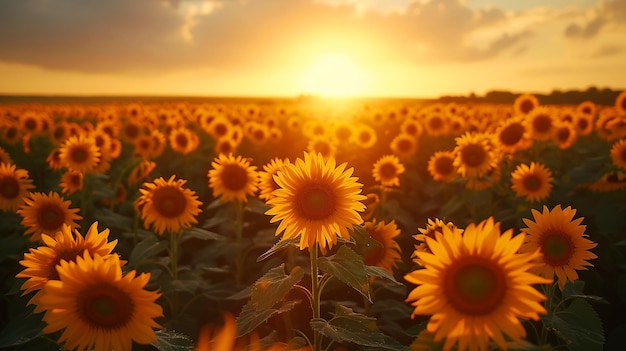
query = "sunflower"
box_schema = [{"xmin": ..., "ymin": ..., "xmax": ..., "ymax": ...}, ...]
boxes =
[
  {"xmin": 466, "ymin": 164, "xmax": 501, "ymax": 191},
  {"xmin": 427, "ymin": 151, "xmax": 457, "ymax": 182},
  {"xmin": 2, "ymin": 122, "xmax": 22, "ymax": 145},
  {"xmin": 527, "ymin": 107, "xmax": 555, "ymax": 141},
  {"xmin": 196, "ymin": 313, "xmax": 289, "ymax": 351},
  {"xmin": 520, "ymin": 205, "xmax": 597, "ymax": 290},
  {"xmin": 610, "ymin": 138, "xmax": 626, "ymax": 170},
  {"xmin": 258, "ymin": 158, "xmax": 291, "ymax": 202},
  {"xmin": 46, "ymin": 148, "xmax": 64, "ymax": 171},
  {"xmin": 0, "ymin": 163, "xmax": 34, "ymax": 212},
  {"xmin": 50, "ymin": 121, "xmax": 71, "ymax": 145},
  {"xmin": 19, "ymin": 112, "xmax": 43, "ymax": 135},
  {"xmin": 360, "ymin": 193, "xmax": 379, "ymax": 222},
  {"xmin": 214, "ymin": 137, "xmax": 239, "ymax": 156},
  {"xmin": 149, "ymin": 130, "xmax": 167, "ymax": 159},
  {"xmin": 120, "ymin": 119, "xmax": 145, "ymax": 143},
  {"xmin": 59, "ymin": 134, "xmax": 101, "ymax": 173},
  {"xmin": 423, "ymin": 113, "xmax": 448, "ymax": 136},
  {"xmin": 513, "ymin": 93, "xmax": 539, "ymax": 115},
  {"xmin": 247, "ymin": 123, "xmax": 270, "ymax": 145},
  {"xmin": 353, "ymin": 123, "xmax": 377, "ymax": 149},
  {"xmin": 39, "ymin": 252, "xmax": 162, "ymax": 351},
  {"xmin": 132, "ymin": 133, "xmax": 154, "ymax": 159},
  {"xmin": 405, "ymin": 217, "xmax": 551, "ymax": 351},
  {"xmin": 412, "ymin": 218, "xmax": 462, "ymax": 262},
  {"xmin": 372, "ymin": 154, "xmax": 405, "ymax": 187},
  {"xmin": 169, "ymin": 127, "xmax": 200, "ymax": 155},
  {"xmin": 330, "ymin": 121, "xmax": 354, "ymax": 145},
  {"xmin": 494, "ymin": 116, "xmax": 532, "ymax": 154},
  {"xmin": 59, "ymin": 170, "xmax": 84, "ymax": 195},
  {"xmin": 585, "ymin": 171, "xmax": 626, "ymax": 192},
  {"xmin": 206, "ymin": 115, "xmax": 233, "ymax": 139},
  {"xmin": 18, "ymin": 191, "xmax": 82, "ymax": 241},
  {"xmin": 363, "ymin": 219, "xmax": 402, "ymax": 274},
  {"xmin": 0, "ymin": 146, "xmax": 13, "ymax": 165},
  {"xmin": 208, "ymin": 154, "xmax": 259, "ymax": 203},
  {"xmin": 577, "ymin": 100, "xmax": 596, "ymax": 118},
  {"xmin": 135, "ymin": 175, "xmax": 202, "ymax": 235},
  {"xmin": 16, "ymin": 222, "xmax": 118, "ymax": 305},
  {"xmin": 616, "ymin": 90, "xmax": 626, "ymax": 115},
  {"xmin": 453, "ymin": 133, "xmax": 496, "ymax": 179},
  {"xmin": 511, "ymin": 162, "xmax": 553, "ymax": 203},
  {"xmin": 552, "ymin": 122, "xmax": 577, "ymax": 150},
  {"xmin": 401, "ymin": 119, "xmax": 422, "ymax": 138},
  {"xmin": 390, "ymin": 133, "xmax": 418, "ymax": 159},
  {"xmin": 265, "ymin": 152, "xmax": 366, "ymax": 254}
]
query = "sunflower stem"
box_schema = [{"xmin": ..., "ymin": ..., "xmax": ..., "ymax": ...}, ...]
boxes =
[
  {"xmin": 234, "ymin": 200, "xmax": 245, "ymax": 285},
  {"xmin": 310, "ymin": 243, "xmax": 322, "ymax": 351}
]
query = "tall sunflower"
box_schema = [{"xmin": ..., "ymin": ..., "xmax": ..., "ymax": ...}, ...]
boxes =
[
  {"xmin": 610, "ymin": 138, "xmax": 626, "ymax": 170},
  {"xmin": 372, "ymin": 155, "xmax": 405, "ymax": 187},
  {"xmin": 59, "ymin": 134, "xmax": 101, "ymax": 173},
  {"xmin": 135, "ymin": 175, "xmax": 202, "ymax": 235},
  {"xmin": 258, "ymin": 157, "xmax": 291, "ymax": 202},
  {"xmin": 208, "ymin": 154, "xmax": 259, "ymax": 203},
  {"xmin": 427, "ymin": 151, "xmax": 457, "ymax": 182},
  {"xmin": 552, "ymin": 122, "xmax": 577, "ymax": 150},
  {"xmin": 18, "ymin": 191, "xmax": 82, "ymax": 241},
  {"xmin": 265, "ymin": 152, "xmax": 366, "ymax": 254},
  {"xmin": 527, "ymin": 107, "xmax": 555, "ymax": 142},
  {"xmin": 510, "ymin": 162, "xmax": 553, "ymax": 203},
  {"xmin": 362, "ymin": 219, "xmax": 402, "ymax": 274},
  {"xmin": 59, "ymin": 170, "xmax": 84, "ymax": 195},
  {"xmin": 16, "ymin": 222, "xmax": 118, "ymax": 307},
  {"xmin": 494, "ymin": 116, "xmax": 532, "ymax": 154},
  {"xmin": 39, "ymin": 253, "xmax": 163, "ymax": 351},
  {"xmin": 513, "ymin": 93, "xmax": 539, "ymax": 115},
  {"xmin": 405, "ymin": 218, "xmax": 551, "ymax": 351},
  {"xmin": 520, "ymin": 205, "xmax": 598, "ymax": 290},
  {"xmin": 453, "ymin": 132, "xmax": 496, "ymax": 179},
  {"xmin": 0, "ymin": 163, "xmax": 34, "ymax": 212}
]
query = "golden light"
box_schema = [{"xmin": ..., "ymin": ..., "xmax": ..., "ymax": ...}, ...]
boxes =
[{"xmin": 299, "ymin": 53, "xmax": 369, "ymax": 97}]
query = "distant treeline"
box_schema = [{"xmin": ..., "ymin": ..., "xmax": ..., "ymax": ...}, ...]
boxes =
[{"xmin": 438, "ymin": 87, "xmax": 624, "ymax": 106}]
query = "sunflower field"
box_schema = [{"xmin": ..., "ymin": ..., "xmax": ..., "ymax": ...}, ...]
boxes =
[{"xmin": 1, "ymin": 92, "xmax": 626, "ymax": 351}]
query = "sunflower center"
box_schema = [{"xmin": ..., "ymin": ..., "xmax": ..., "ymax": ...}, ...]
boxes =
[
  {"xmin": 79, "ymin": 284, "xmax": 134, "ymax": 328},
  {"xmin": 434, "ymin": 156, "xmax": 454, "ymax": 175},
  {"xmin": 519, "ymin": 99, "xmax": 535, "ymax": 114},
  {"xmin": 461, "ymin": 144, "xmax": 487, "ymax": 168},
  {"xmin": 429, "ymin": 116, "xmax": 444, "ymax": 131},
  {"xmin": 313, "ymin": 141, "xmax": 332, "ymax": 157},
  {"xmin": 25, "ymin": 119, "xmax": 37, "ymax": 131},
  {"xmin": 405, "ymin": 124, "xmax": 419, "ymax": 135},
  {"xmin": 295, "ymin": 183, "xmax": 336, "ymax": 220},
  {"xmin": 176, "ymin": 134, "xmax": 188, "ymax": 148},
  {"xmin": 540, "ymin": 230, "xmax": 573, "ymax": 266},
  {"xmin": 70, "ymin": 148, "xmax": 88, "ymax": 163},
  {"xmin": 359, "ymin": 131, "xmax": 371, "ymax": 143},
  {"xmin": 220, "ymin": 164, "xmax": 249, "ymax": 191},
  {"xmin": 445, "ymin": 257, "xmax": 506, "ymax": 316},
  {"xmin": 335, "ymin": 126, "xmax": 352, "ymax": 141},
  {"xmin": 152, "ymin": 186, "xmax": 187, "ymax": 218},
  {"xmin": 533, "ymin": 115, "xmax": 552, "ymax": 133},
  {"xmin": 37, "ymin": 204, "xmax": 66, "ymax": 231},
  {"xmin": 396, "ymin": 139, "xmax": 413, "ymax": 153},
  {"xmin": 500, "ymin": 123, "xmax": 524, "ymax": 146},
  {"xmin": 7, "ymin": 127, "xmax": 18, "ymax": 139},
  {"xmin": 124, "ymin": 124, "xmax": 140, "ymax": 139},
  {"xmin": 523, "ymin": 175, "xmax": 542, "ymax": 191},
  {"xmin": 621, "ymin": 97, "xmax": 626, "ymax": 111},
  {"xmin": 54, "ymin": 127, "xmax": 65, "ymax": 139},
  {"xmin": 577, "ymin": 118, "xmax": 589, "ymax": 130},
  {"xmin": 620, "ymin": 148, "xmax": 626, "ymax": 163},
  {"xmin": 557, "ymin": 128, "xmax": 570, "ymax": 142},
  {"xmin": 378, "ymin": 163, "xmax": 398, "ymax": 180},
  {"xmin": 0, "ymin": 176, "xmax": 20, "ymax": 199},
  {"xmin": 214, "ymin": 123, "xmax": 228, "ymax": 137}
]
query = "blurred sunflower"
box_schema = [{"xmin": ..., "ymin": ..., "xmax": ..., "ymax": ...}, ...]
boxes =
[
  {"xmin": 16, "ymin": 222, "xmax": 118, "ymax": 307},
  {"xmin": 616, "ymin": 90, "xmax": 626, "ymax": 115},
  {"xmin": 39, "ymin": 253, "xmax": 163, "ymax": 351},
  {"xmin": 405, "ymin": 218, "xmax": 551, "ymax": 351},
  {"xmin": 513, "ymin": 93, "xmax": 539, "ymax": 115},
  {"xmin": 372, "ymin": 154, "xmax": 405, "ymax": 187},
  {"xmin": 576, "ymin": 100, "xmax": 596, "ymax": 118},
  {"xmin": 423, "ymin": 113, "xmax": 448, "ymax": 136},
  {"xmin": 360, "ymin": 193, "xmax": 380, "ymax": 222},
  {"xmin": 331, "ymin": 121, "xmax": 354, "ymax": 145},
  {"xmin": 307, "ymin": 136, "xmax": 337, "ymax": 161},
  {"xmin": 552, "ymin": 122, "xmax": 577, "ymax": 150},
  {"xmin": 363, "ymin": 219, "xmax": 402, "ymax": 274},
  {"xmin": 353, "ymin": 123, "xmax": 377, "ymax": 149},
  {"xmin": 206, "ymin": 115, "xmax": 233, "ymax": 139},
  {"xmin": 610, "ymin": 138, "xmax": 626, "ymax": 170},
  {"xmin": 50, "ymin": 121, "xmax": 71, "ymax": 145},
  {"xmin": 59, "ymin": 134, "xmax": 101, "ymax": 174},
  {"xmin": 214, "ymin": 137, "xmax": 238, "ymax": 156},
  {"xmin": 527, "ymin": 107, "xmax": 555, "ymax": 141},
  {"xmin": 169, "ymin": 127, "xmax": 200, "ymax": 155},
  {"xmin": 511, "ymin": 162, "xmax": 553, "ymax": 203},
  {"xmin": 427, "ymin": 151, "xmax": 457, "ymax": 182},
  {"xmin": 19, "ymin": 112, "xmax": 43, "ymax": 136},
  {"xmin": 401, "ymin": 119, "xmax": 423, "ymax": 138},
  {"xmin": 18, "ymin": 191, "xmax": 82, "ymax": 241},
  {"xmin": 133, "ymin": 133, "xmax": 154, "ymax": 159},
  {"xmin": 135, "ymin": 175, "xmax": 202, "ymax": 235},
  {"xmin": 247, "ymin": 123, "xmax": 270, "ymax": 145},
  {"xmin": 585, "ymin": 171, "xmax": 626, "ymax": 192},
  {"xmin": 208, "ymin": 154, "xmax": 259, "ymax": 203},
  {"xmin": 0, "ymin": 163, "xmax": 34, "ymax": 212},
  {"xmin": 120, "ymin": 119, "xmax": 145, "ymax": 143},
  {"xmin": 59, "ymin": 170, "xmax": 84, "ymax": 195},
  {"xmin": 258, "ymin": 157, "xmax": 291, "ymax": 202},
  {"xmin": 412, "ymin": 218, "xmax": 461, "ymax": 261},
  {"xmin": 2, "ymin": 122, "xmax": 22, "ymax": 145},
  {"xmin": 494, "ymin": 116, "xmax": 532, "ymax": 154},
  {"xmin": 265, "ymin": 152, "xmax": 366, "ymax": 254},
  {"xmin": 390, "ymin": 133, "xmax": 418, "ymax": 159},
  {"xmin": 0, "ymin": 146, "xmax": 13, "ymax": 165},
  {"xmin": 46, "ymin": 148, "xmax": 63, "ymax": 171},
  {"xmin": 520, "ymin": 205, "xmax": 597, "ymax": 290},
  {"xmin": 453, "ymin": 133, "xmax": 496, "ymax": 179}
]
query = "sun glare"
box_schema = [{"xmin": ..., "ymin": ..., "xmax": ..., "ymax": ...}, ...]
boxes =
[{"xmin": 299, "ymin": 53, "xmax": 369, "ymax": 97}]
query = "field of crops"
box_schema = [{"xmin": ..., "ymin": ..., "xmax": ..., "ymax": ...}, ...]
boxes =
[{"xmin": 1, "ymin": 92, "xmax": 626, "ymax": 351}]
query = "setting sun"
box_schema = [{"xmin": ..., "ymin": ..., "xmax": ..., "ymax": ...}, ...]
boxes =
[{"xmin": 299, "ymin": 53, "xmax": 369, "ymax": 97}]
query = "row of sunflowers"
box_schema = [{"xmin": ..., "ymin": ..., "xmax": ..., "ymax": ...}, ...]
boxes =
[{"xmin": 1, "ymin": 91, "xmax": 626, "ymax": 351}]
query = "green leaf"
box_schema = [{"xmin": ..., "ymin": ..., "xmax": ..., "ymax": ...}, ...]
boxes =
[
  {"xmin": 542, "ymin": 299, "xmax": 604, "ymax": 351},
  {"xmin": 180, "ymin": 227, "xmax": 223, "ymax": 243},
  {"xmin": 151, "ymin": 330, "xmax": 194, "ymax": 351},
  {"xmin": 128, "ymin": 235, "xmax": 168, "ymax": 268},
  {"xmin": 236, "ymin": 264, "xmax": 304, "ymax": 335},
  {"xmin": 0, "ymin": 304, "xmax": 44, "ymax": 348},
  {"xmin": 318, "ymin": 245, "xmax": 371, "ymax": 301},
  {"xmin": 310, "ymin": 305, "xmax": 409, "ymax": 350},
  {"xmin": 256, "ymin": 237, "xmax": 300, "ymax": 262},
  {"xmin": 567, "ymin": 155, "xmax": 610, "ymax": 184},
  {"xmin": 350, "ymin": 224, "xmax": 383, "ymax": 248},
  {"xmin": 365, "ymin": 265, "xmax": 402, "ymax": 285},
  {"xmin": 562, "ymin": 280, "xmax": 608, "ymax": 304},
  {"xmin": 245, "ymin": 197, "xmax": 270, "ymax": 214}
]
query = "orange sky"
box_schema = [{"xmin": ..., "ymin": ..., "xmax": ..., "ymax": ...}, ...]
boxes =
[{"xmin": 0, "ymin": 0, "xmax": 624, "ymax": 98}]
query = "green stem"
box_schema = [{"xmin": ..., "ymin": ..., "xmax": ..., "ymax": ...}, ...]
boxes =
[
  {"xmin": 310, "ymin": 243, "xmax": 321, "ymax": 351},
  {"xmin": 234, "ymin": 201, "xmax": 245, "ymax": 285},
  {"xmin": 170, "ymin": 231, "xmax": 180, "ymax": 320}
]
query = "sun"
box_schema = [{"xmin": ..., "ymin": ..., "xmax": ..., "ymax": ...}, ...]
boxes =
[{"xmin": 299, "ymin": 53, "xmax": 369, "ymax": 97}]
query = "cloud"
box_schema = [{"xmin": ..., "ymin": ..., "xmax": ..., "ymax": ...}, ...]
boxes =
[
  {"xmin": 0, "ymin": 0, "xmax": 551, "ymax": 74},
  {"xmin": 564, "ymin": 0, "xmax": 626, "ymax": 39},
  {"xmin": 590, "ymin": 44, "xmax": 625, "ymax": 58}
]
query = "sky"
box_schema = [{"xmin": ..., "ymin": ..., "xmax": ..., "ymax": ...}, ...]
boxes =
[{"xmin": 0, "ymin": 0, "xmax": 624, "ymax": 98}]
